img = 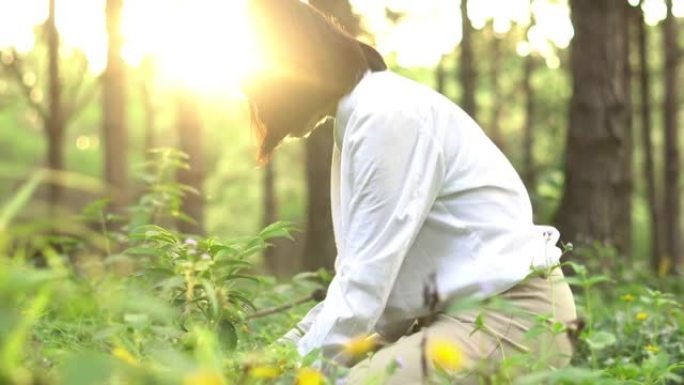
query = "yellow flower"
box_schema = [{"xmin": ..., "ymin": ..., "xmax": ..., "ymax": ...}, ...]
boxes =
[
  {"xmin": 427, "ymin": 339, "xmax": 463, "ymax": 371},
  {"xmin": 620, "ymin": 294, "xmax": 634, "ymax": 302},
  {"xmin": 636, "ymin": 312, "xmax": 648, "ymax": 321},
  {"xmin": 183, "ymin": 370, "xmax": 224, "ymax": 385},
  {"xmin": 296, "ymin": 367, "xmax": 324, "ymax": 385},
  {"xmin": 111, "ymin": 347, "xmax": 137, "ymax": 366},
  {"xmin": 644, "ymin": 344, "xmax": 660, "ymax": 353},
  {"xmin": 343, "ymin": 335, "xmax": 377, "ymax": 358},
  {"xmin": 250, "ymin": 365, "xmax": 281, "ymax": 379}
]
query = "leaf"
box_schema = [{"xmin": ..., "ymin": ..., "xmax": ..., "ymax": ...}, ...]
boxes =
[
  {"xmin": 217, "ymin": 319, "xmax": 237, "ymax": 350},
  {"xmin": 227, "ymin": 291, "xmax": 256, "ymax": 311},
  {"xmin": 200, "ymin": 279, "xmax": 220, "ymax": 320},
  {"xmin": 584, "ymin": 331, "xmax": 616, "ymax": 351},
  {"xmin": 259, "ymin": 221, "xmax": 297, "ymax": 241},
  {"xmin": 0, "ymin": 170, "xmax": 46, "ymax": 232},
  {"xmin": 124, "ymin": 247, "xmax": 163, "ymax": 257}
]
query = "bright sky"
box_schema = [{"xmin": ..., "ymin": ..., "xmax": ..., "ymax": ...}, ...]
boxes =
[{"xmin": 0, "ymin": 0, "xmax": 682, "ymax": 92}]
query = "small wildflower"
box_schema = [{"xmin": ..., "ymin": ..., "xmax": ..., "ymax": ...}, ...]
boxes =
[
  {"xmin": 296, "ymin": 367, "xmax": 324, "ymax": 385},
  {"xmin": 183, "ymin": 370, "xmax": 223, "ymax": 385},
  {"xmin": 111, "ymin": 347, "xmax": 137, "ymax": 366},
  {"xmin": 250, "ymin": 365, "xmax": 281, "ymax": 379},
  {"xmin": 644, "ymin": 344, "xmax": 660, "ymax": 353},
  {"xmin": 427, "ymin": 339, "xmax": 463, "ymax": 371},
  {"xmin": 620, "ymin": 294, "xmax": 634, "ymax": 302},
  {"xmin": 394, "ymin": 357, "xmax": 406, "ymax": 369},
  {"xmin": 636, "ymin": 312, "xmax": 648, "ymax": 321},
  {"xmin": 343, "ymin": 335, "xmax": 377, "ymax": 358}
]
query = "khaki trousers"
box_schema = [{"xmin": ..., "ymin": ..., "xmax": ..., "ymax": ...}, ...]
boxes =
[{"xmin": 347, "ymin": 268, "xmax": 577, "ymax": 384}]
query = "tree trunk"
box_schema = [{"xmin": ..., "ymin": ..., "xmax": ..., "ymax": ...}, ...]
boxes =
[
  {"xmin": 621, "ymin": 0, "xmax": 634, "ymax": 256},
  {"xmin": 140, "ymin": 58, "xmax": 156, "ymax": 157},
  {"xmin": 489, "ymin": 29, "xmax": 504, "ymax": 150},
  {"xmin": 436, "ymin": 56, "xmax": 447, "ymax": 95},
  {"xmin": 637, "ymin": 1, "xmax": 661, "ymax": 271},
  {"xmin": 459, "ymin": 0, "xmax": 477, "ymax": 119},
  {"xmin": 662, "ymin": 0, "xmax": 680, "ymax": 273},
  {"xmin": 300, "ymin": 0, "xmax": 360, "ymax": 272},
  {"xmin": 303, "ymin": 122, "xmax": 337, "ymax": 271},
  {"xmin": 522, "ymin": 4, "xmax": 537, "ymax": 193},
  {"xmin": 176, "ymin": 93, "xmax": 204, "ymax": 234},
  {"xmin": 555, "ymin": 0, "xmax": 632, "ymax": 253},
  {"xmin": 103, "ymin": 0, "xmax": 128, "ymax": 208},
  {"xmin": 46, "ymin": 0, "xmax": 63, "ymax": 210},
  {"xmin": 522, "ymin": 53, "xmax": 536, "ymax": 193}
]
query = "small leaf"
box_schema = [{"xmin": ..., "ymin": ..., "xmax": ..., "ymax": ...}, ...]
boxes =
[
  {"xmin": 217, "ymin": 319, "xmax": 237, "ymax": 350},
  {"xmin": 584, "ymin": 331, "xmax": 616, "ymax": 351}
]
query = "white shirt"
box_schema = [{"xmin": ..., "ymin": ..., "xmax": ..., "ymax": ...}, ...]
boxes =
[{"xmin": 291, "ymin": 70, "xmax": 562, "ymax": 361}]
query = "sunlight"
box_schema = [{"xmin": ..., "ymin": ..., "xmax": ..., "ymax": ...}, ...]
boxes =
[
  {"xmin": 0, "ymin": 0, "xmax": 263, "ymax": 96},
  {"xmin": 1, "ymin": 0, "xmax": 683, "ymax": 86},
  {"xmin": 122, "ymin": 0, "xmax": 263, "ymax": 95}
]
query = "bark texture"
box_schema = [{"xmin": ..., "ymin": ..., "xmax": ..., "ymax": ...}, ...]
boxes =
[
  {"xmin": 555, "ymin": 0, "xmax": 632, "ymax": 253},
  {"xmin": 46, "ymin": 0, "xmax": 64, "ymax": 209},
  {"xmin": 103, "ymin": 0, "xmax": 128, "ymax": 207},
  {"xmin": 459, "ymin": 0, "xmax": 477, "ymax": 119},
  {"xmin": 662, "ymin": 0, "xmax": 680, "ymax": 273},
  {"xmin": 637, "ymin": 1, "xmax": 660, "ymax": 270}
]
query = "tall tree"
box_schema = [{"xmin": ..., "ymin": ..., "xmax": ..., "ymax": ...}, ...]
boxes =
[
  {"xmin": 140, "ymin": 57, "xmax": 157, "ymax": 157},
  {"xmin": 459, "ymin": 0, "xmax": 477, "ymax": 119},
  {"xmin": 521, "ymin": 50, "xmax": 537, "ymax": 191},
  {"xmin": 555, "ymin": 0, "xmax": 632, "ymax": 253},
  {"xmin": 46, "ymin": 0, "xmax": 64, "ymax": 209},
  {"xmin": 662, "ymin": 0, "xmax": 680, "ymax": 273},
  {"xmin": 103, "ymin": 0, "xmax": 128, "ymax": 208},
  {"xmin": 1, "ymin": 3, "xmax": 95, "ymax": 211},
  {"xmin": 637, "ymin": 0, "xmax": 661, "ymax": 271},
  {"xmin": 521, "ymin": 2, "xmax": 537, "ymax": 191},
  {"xmin": 300, "ymin": 0, "xmax": 361, "ymax": 272},
  {"xmin": 435, "ymin": 56, "xmax": 447, "ymax": 95},
  {"xmin": 488, "ymin": 26, "xmax": 504, "ymax": 150},
  {"xmin": 176, "ymin": 93, "xmax": 204, "ymax": 234}
]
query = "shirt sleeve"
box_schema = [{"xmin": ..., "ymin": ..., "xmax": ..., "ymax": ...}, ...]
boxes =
[
  {"xmin": 296, "ymin": 110, "xmax": 445, "ymax": 363},
  {"xmin": 278, "ymin": 302, "xmax": 325, "ymax": 344}
]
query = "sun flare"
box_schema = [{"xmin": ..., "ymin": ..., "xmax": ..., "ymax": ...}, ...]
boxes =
[
  {"xmin": 122, "ymin": 0, "xmax": 263, "ymax": 95},
  {"xmin": 0, "ymin": 0, "xmax": 264, "ymax": 97}
]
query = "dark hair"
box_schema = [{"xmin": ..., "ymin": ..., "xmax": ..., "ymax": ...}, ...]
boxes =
[{"xmin": 243, "ymin": 0, "xmax": 387, "ymax": 162}]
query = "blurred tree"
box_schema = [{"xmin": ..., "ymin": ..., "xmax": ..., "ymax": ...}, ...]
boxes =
[
  {"xmin": 521, "ymin": 21, "xmax": 537, "ymax": 191},
  {"xmin": 299, "ymin": 0, "xmax": 361, "ymax": 272},
  {"xmin": 103, "ymin": 0, "xmax": 128, "ymax": 208},
  {"xmin": 661, "ymin": 0, "xmax": 680, "ymax": 274},
  {"xmin": 435, "ymin": 56, "xmax": 447, "ymax": 95},
  {"xmin": 140, "ymin": 58, "xmax": 157, "ymax": 157},
  {"xmin": 555, "ymin": 0, "xmax": 632, "ymax": 253},
  {"xmin": 636, "ymin": 0, "xmax": 661, "ymax": 271},
  {"xmin": 0, "ymin": 0, "xmax": 91, "ymax": 211},
  {"xmin": 261, "ymin": 160, "xmax": 283, "ymax": 275},
  {"xmin": 459, "ymin": 0, "xmax": 477, "ymax": 119},
  {"xmin": 488, "ymin": 25, "xmax": 504, "ymax": 150},
  {"xmin": 45, "ymin": 0, "xmax": 63, "ymax": 210},
  {"xmin": 176, "ymin": 93, "xmax": 204, "ymax": 234}
]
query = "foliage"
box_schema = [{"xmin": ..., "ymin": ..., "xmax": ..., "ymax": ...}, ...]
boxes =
[{"xmin": 0, "ymin": 152, "xmax": 683, "ymax": 385}]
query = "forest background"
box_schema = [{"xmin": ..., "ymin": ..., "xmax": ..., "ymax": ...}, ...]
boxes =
[{"xmin": 0, "ymin": 0, "xmax": 683, "ymax": 384}]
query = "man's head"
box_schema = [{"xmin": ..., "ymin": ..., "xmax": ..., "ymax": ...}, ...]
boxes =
[{"xmin": 242, "ymin": 0, "xmax": 385, "ymax": 163}]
